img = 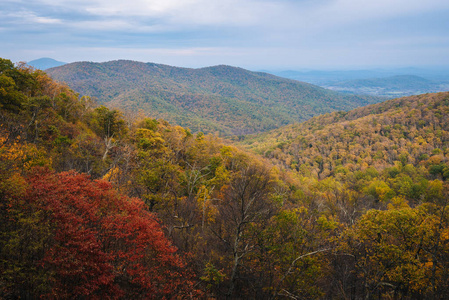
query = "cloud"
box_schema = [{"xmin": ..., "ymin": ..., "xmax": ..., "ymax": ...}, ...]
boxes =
[
  {"xmin": 1, "ymin": 0, "xmax": 449, "ymax": 68},
  {"xmin": 6, "ymin": 0, "xmax": 449, "ymax": 34},
  {"xmin": 71, "ymin": 19, "xmax": 136, "ymax": 31},
  {"xmin": 264, "ymin": 0, "xmax": 449, "ymax": 34},
  {"xmin": 1, "ymin": 9, "xmax": 61, "ymax": 25},
  {"xmin": 10, "ymin": 0, "xmax": 285, "ymax": 30},
  {"xmin": 84, "ymin": 0, "xmax": 199, "ymax": 17},
  {"xmin": 365, "ymin": 35, "xmax": 449, "ymax": 48}
]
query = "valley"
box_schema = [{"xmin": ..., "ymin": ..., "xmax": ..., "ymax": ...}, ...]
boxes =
[{"xmin": 269, "ymin": 68, "xmax": 449, "ymax": 98}]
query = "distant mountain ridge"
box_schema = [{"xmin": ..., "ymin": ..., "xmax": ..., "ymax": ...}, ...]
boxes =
[
  {"xmin": 47, "ymin": 60, "xmax": 382, "ymax": 135},
  {"xmin": 335, "ymin": 75, "xmax": 432, "ymax": 88},
  {"xmin": 268, "ymin": 69, "xmax": 449, "ymax": 98},
  {"xmin": 27, "ymin": 58, "xmax": 66, "ymax": 70},
  {"xmin": 324, "ymin": 75, "xmax": 448, "ymax": 97}
]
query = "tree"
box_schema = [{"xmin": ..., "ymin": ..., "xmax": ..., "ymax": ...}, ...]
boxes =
[
  {"xmin": 335, "ymin": 203, "xmax": 449, "ymax": 299},
  {"xmin": 87, "ymin": 106, "xmax": 128, "ymax": 160},
  {"xmin": 210, "ymin": 159, "xmax": 277, "ymax": 298},
  {"xmin": 0, "ymin": 168, "xmax": 199, "ymax": 299}
]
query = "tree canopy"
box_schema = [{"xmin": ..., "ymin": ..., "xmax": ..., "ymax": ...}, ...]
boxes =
[{"xmin": 1, "ymin": 58, "xmax": 449, "ymax": 299}]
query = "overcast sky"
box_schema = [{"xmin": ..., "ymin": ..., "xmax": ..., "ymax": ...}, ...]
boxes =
[{"xmin": 2, "ymin": 0, "xmax": 449, "ymax": 69}]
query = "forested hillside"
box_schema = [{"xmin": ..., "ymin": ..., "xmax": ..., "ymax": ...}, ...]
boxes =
[
  {"xmin": 46, "ymin": 60, "xmax": 381, "ymax": 135},
  {"xmin": 2, "ymin": 58, "xmax": 449, "ymax": 299},
  {"xmin": 241, "ymin": 92, "xmax": 449, "ymax": 202},
  {"xmin": 241, "ymin": 92, "xmax": 449, "ymax": 175}
]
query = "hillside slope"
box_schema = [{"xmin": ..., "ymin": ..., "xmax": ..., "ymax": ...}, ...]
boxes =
[
  {"xmin": 240, "ymin": 91, "xmax": 449, "ymax": 179},
  {"xmin": 47, "ymin": 60, "xmax": 381, "ymax": 135}
]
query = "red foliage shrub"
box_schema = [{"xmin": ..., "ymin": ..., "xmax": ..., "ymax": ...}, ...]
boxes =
[{"xmin": 3, "ymin": 167, "xmax": 199, "ymax": 299}]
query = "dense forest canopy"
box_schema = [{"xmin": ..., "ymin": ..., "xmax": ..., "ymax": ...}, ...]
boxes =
[
  {"xmin": 1, "ymin": 58, "xmax": 449, "ymax": 299},
  {"xmin": 240, "ymin": 92, "xmax": 449, "ymax": 184}
]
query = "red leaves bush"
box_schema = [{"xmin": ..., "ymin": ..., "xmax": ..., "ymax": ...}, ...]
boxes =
[{"xmin": 2, "ymin": 167, "xmax": 198, "ymax": 299}]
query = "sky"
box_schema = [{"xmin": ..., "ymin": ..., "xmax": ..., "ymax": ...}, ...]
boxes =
[{"xmin": 2, "ymin": 0, "xmax": 449, "ymax": 70}]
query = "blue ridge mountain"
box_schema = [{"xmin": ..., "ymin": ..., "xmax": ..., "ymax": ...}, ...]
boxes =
[
  {"xmin": 27, "ymin": 58, "xmax": 66, "ymax": 70},
  {"xmin": 46, "ymin": 60, "xmax": 382, "ymax": 135},
  {"xmin": 324, "ymin": 75, "xmax": 449, "ymax": 97}
]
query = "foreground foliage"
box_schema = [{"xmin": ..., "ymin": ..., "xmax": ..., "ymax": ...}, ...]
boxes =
[
  {"xmin": 1, "ymin": 168, "xmax": 197, "ymax": 299},
  {"xmin": 1, "ymin": 58, "xmax": 449, "ymax": 299}
]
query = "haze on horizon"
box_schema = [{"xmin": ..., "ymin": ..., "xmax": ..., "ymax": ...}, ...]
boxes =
[{"xmin": 2, "ymin": 0, "xmax": 449, "ymax": 70}]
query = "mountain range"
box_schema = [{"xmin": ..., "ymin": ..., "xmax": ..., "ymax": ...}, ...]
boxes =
[
  {"xmin": 268, "ymin": 68, "xmax": 449, "ymax": 98},
  {"xmin": 46, "ymin": 60, "xmax": 381, "ymax": 135},
  {"xmin": 323, "ymin": 75, "xmax": 449, "ymax": 97}
]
